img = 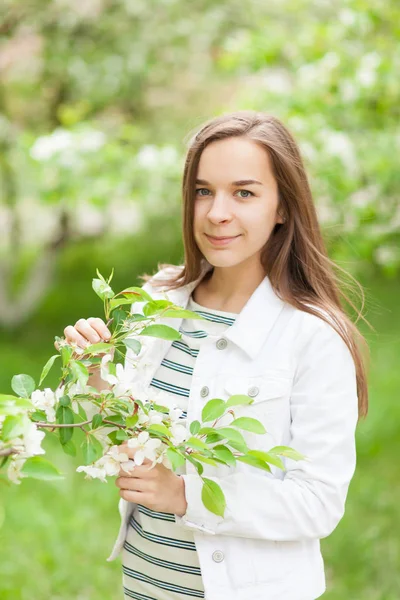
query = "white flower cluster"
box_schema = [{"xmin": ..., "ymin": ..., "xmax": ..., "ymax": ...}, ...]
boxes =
[
  {"xmin": 76, "ymin": 397, "xmax": 189, "ymax": 482},
  {"xmin": 0, "ymin": 414, "xmax": 46, "ymax": 485}
]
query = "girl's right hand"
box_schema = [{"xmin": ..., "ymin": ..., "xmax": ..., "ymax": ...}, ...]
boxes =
[{"xmin": 55, "ymin": 317, "xmax": 112, "ymax": 352}]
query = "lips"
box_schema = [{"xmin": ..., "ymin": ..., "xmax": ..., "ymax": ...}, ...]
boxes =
[{"xmin": 206, "ymin": 234, "xmax": 240, "ymax": 240}]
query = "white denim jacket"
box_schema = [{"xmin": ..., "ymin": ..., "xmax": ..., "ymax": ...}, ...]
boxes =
[{"xmin": 107, "ymin": 263, "xmax": 359, "ymax": 600}]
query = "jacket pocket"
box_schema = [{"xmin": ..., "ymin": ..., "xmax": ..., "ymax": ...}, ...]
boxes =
[
  {"xmin": 223, "ymin": 370, "xmax": 293, "ymax": 405},
  {"xmin": 221, "ymin": 371, "xmax": 293, "ymax": 453}
]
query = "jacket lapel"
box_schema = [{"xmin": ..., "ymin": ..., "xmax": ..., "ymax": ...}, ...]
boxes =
[{"xmin": 156, "ymin": 264, "xmax": 286, "ymax": 361}]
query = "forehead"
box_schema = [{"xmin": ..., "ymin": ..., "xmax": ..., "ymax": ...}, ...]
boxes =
[{"xmin": 197, "ymin": 137, "xmax": 274, "ymax": 184}]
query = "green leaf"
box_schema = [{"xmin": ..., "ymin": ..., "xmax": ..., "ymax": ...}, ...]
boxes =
[
  {"xmin": 61, "ymin": 439, "xmax": 77, "ymax": 457},
  {"xmin": 56, "ymin": 405, "xmax": 75, "ymax": 445},
  {"xmin": 166, "ymin": 447, "xmax": 186, "ymax": 470},
  {"xmin": 109, "ymin": 297, "xmax": 134, "ymax": 311},
  {"xmin": 92, "ymin": 278, "xmax": 114, "ymax": 300},
  {"xmin": 143, "ymin": 300, "xmax": 172, "ymax": 317},
  {"xmin": 30, "ymin": 410, "xmax": 47, "ymax": 422},
  {"xmin": 189, "ymin": 420, "xmax": 201, "ymax": 435},
  {"xmin": 111, "ymin": 308, "xmax": 126, "ymax": 330},
  {"xmin": 201, "ymin": 399, "xmax": 226, "ymax": 423},
  {"xmin": 124, "ymin": 338, "xmax": 142, "ymax": 355},
  {"xmin": 81, "ymin": 434, "xmax": 104, "ymax": 464},
  {"xmin": 85, "ymin": 342, "xmax": 112, "ymax": 354},
  {"xmin": 230, "ymin": 417, "xmax": 266, "ymax": 434},
  {"xmin": 268, "ymin": 446, "xmax": 306, "ymax": 461},
  {"xmin": 226, "ymin": 394, "xmax": 254, "ymax": 408},
  {"xmin": 236, "ymin": 454, "xmax": 272, "ymax": 472},
  {"xmin": 21, "ymin": 457, "xmax": 64, "ymax": 480},
  {"xmin": 226, "ymin": 440, "xmax": 249, "ymax": 454},
  {"xmin": 39, "ymin": 354, "xmax": 60, "ymax": 386},
  {"xmin": 103, "ymin": 414, "xmax": 124, "ymax": 425},
  {"xmin": 59, "ymin": 395, "xmax": 71, "ymax": 407},
  {"xmin": 107, "ymin": 267, "xmax": 114, "ymax": 285},
  {"xmin": 185, "ymin": 454, "xmax": 204, "ymax": 475},
  {"xmin": 190, "ymin": 453, "xmax": 219, "ymax": 466},
  {"xmin": 148, "ymin": 424, "xmax": 171, "ymax": 438},
  {"xmin": 205, "ymin": 433, "xmax": 225, "ymax": 444},
  {"xmin": 150, "ymin": 402, "xmax": 170, "ymax": 414},
  {"xmin": 91, "ymin": 414, "xmax": 103, "ymax": 429},
  {"xmin": 0, "ymin": 395, "xmax": 33, "ymax": 413},
  {"xmin": 215, "ymin": 427, "xmax": 248, "ymax": 447},
  {"xmin": 121, "ymin": 286, "xmax": 153, "ymax": 302},
  {"xmin": 107, "ymin": 431, "xmax": 119, "ymax": 445},
  {"xmin": 185, "ymin": 437, "xmax": 211, "ymax": 452},
  {"xmin": 1, "ymin": 415, "xmax": 26, "ymax": 441},
  {"xmin": 140, "ymin": 324, "xmax": 181, "ymax": 341},
  {"xmin": 125, "ymin": 413, "xmax": 139, "ymax": 428},
  {"xmin": 248, "ymin": 450, "xmax": 285, "ymax": 470},
  {"xmin": 11, "ymin": 374, "xmax": 35, "ymax": 399},
  {"xmin": 61, "ymin": 344, "xmax": 73, "ymax": 367},
  {"xmin": 76, "ymin": 403, "xmax": 88, "ymax": 420},
  {"xmin": 116, "ymin": 429, "xmax": 128, "ymax": 440},
  {"xmin": 201, "ymin": 478, "xmax": 226, "ymax": 517},
  {"xmin": 69, "ymin": 361, "xmax": 89, "ymax": 388},
  {"xmin": 212, "ymin": 445, "xmax": 237, "ymax": 467}
]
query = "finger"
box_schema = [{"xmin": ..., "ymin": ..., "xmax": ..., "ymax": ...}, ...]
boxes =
[
  {"xmin": 64, "ymin": 325, "xmax": 90, "ymax": 349},
  {"xmin": 74, "ymin": 319, "xmax": 103, "ymax": 344},
  {"xmin": 87, "ymin": 317, "xmax": 112, "ymax": 341},
  {"xmin": 119, "ymin": 489, "xmax": 149, "ymax": 503},
  {"xmin": 115, "ymin": 476, "xmax": 150, "ymax": 492}
]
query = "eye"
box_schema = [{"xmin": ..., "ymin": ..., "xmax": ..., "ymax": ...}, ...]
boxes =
[
  {"xmin": 236, "ymin": 189, "xmax": 254, "ymax": 198},
  {"xmin": 195, "ymin": 188, "xmax": 210, "ymax": 196}
]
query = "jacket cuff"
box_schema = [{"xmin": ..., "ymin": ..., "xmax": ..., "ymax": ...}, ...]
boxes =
[{"xmin": 174, "ymin": 473, "xmax": 224, "ymax": 535}]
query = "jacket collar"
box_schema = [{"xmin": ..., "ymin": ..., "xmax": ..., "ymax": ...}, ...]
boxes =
[{"xmin": 164, "ymin": 262, "xmax": 286, "ymax": 360}]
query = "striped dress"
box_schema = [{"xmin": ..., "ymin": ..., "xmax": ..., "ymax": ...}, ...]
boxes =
[{"xmin": 122, "ymin": 293, "xmax": 238, "ymax": 600}]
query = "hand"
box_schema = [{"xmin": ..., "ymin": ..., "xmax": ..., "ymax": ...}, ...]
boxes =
[
  {"xmin": 115, "ymin": 442, "xmax": 188, "ymax": 517},
  {"xmin": 55, "ymin": 317, "xmax": 112, "ymax": 351},
  {"xmin": 55, "ymin": 317, "xmax": 114, "ymax": 369}
]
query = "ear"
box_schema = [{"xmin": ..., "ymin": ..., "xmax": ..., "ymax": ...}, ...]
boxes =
[{"xmin": 275, "ymin": 210, "xmax": 285, "ymax": 225}]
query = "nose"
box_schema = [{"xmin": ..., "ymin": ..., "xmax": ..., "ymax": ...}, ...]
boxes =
[{"xmin": 206, "ymin": 193, "xmax": 233, "ymax": 224}]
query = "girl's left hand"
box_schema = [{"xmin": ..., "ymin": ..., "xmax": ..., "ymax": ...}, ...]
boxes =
[{"xmin": 115, "ymin": 443, "xmax": 188, "ymax": 517}]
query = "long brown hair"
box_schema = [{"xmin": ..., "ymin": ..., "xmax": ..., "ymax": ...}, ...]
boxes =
[{"xmin": 140, "ymin": 110, "xmax": 371, "ymax": 420}]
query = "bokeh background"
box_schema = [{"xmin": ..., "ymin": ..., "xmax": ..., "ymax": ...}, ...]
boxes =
[{"xmin": 0, "ymin": 0, "xmax": 399, "ymax": 598}]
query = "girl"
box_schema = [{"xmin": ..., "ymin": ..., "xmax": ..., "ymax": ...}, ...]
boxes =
[{"xmin": 63, "ymin": 111, "xmax": 369, "ymax": 600}]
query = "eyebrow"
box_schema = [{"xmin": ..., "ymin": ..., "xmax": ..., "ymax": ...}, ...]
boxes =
[{"xmin": 195, "ymin": 178, "xmax": 263, "ymax": 186}]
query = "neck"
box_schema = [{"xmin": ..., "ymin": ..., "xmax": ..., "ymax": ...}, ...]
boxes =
[{"xmin": 194, "ymin": 260, "xmax": 266, "ymax": 313}]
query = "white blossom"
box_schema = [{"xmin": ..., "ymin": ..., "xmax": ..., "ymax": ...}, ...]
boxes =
[
  {"xmin": 170, "ymin": 423, "xmax": 189, "ymax": 445},
  {"xmin": 127, "ymin": 431, "xmax": 162, "ymax": 466},
  {"xmin": 7, "ymin": 457, "xmax": 27, "ymax": 485},
  {"xmin": 97, "ymin": 445, "xmax": 133, "ymax": 476},
  {"xmin": 169, "ymin": 407, "xmax": 184, "ymax": 422},
  {"xmin": 31, "ymin": 388, "xmax": 58, "ymax": 422},
  {"xmin": 21, "ymin": 419, "xmax": 46, "ymax": 457},
  {"xmin": 76, "ymin": 464, "xmax": 108, "ymax": 483},
  {"xmin": 138, "ymin": 409, "xmax": 164, "ymax": 426}
]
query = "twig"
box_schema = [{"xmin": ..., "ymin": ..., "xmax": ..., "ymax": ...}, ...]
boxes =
[
  {"xmin": 36, "ymin": 420, "xmax": 92, "ymax": 430},
  {"xmin": 0, "ymin": 447, "xmax": 19, "ymax": 457}
]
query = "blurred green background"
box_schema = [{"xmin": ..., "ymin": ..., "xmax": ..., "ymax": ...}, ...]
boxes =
[{"xmin": 0, "ymin": 0, "xmax": 399, "ymax": 598}]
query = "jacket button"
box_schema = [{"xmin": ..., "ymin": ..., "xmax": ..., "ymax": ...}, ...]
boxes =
[
  {"xmin": 212, "ymin": 550, "xmax": 224, "ymax": 563},
  {"xmin": 200, "ymin": 386, "xmax": 209, "ymax": 398},
  {"xmin": 248, "ymin": 386, "xmax": 259, "ymax": 398},
  {"xmin": 216, "ymin": 338, "xmax": 227, "ymax": 350}
]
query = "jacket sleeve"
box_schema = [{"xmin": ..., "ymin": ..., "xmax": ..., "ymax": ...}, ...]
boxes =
[{"xmin": 174, "ymin": 319, "xmax": 360, "ymax": 541}]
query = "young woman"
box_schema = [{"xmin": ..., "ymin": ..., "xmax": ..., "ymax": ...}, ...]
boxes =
[{"xmin": 63, "ymin": 110, "xmax": 369, "ymax": 600}]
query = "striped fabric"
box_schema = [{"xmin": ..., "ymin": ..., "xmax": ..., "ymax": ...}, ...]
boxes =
[{"xmin": 122, "ymin": 293, "xmax": 238, "ymax": 600}]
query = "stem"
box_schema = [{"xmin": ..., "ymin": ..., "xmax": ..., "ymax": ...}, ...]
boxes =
[
  {"xmin": 0, "ymin": 447, "xmax": 18, "ymax": 457},
  {"xmin": 36, "ymin": 420, "xmax": 92, "ymax": 430},
  {"xmin": 102, "ymin": 419, "xmax": 126, "ymax": 430}
]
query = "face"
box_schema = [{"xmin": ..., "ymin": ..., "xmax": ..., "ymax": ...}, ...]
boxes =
[{"xmin": 193, "ymin": 136, "xmax": 284, "ymax": 271}]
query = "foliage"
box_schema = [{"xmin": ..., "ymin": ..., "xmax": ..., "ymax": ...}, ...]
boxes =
[{"xmin": 0, "ymin": 270, "xmax": 305, "ymax": 519}]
